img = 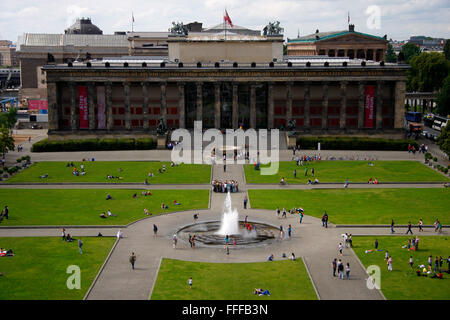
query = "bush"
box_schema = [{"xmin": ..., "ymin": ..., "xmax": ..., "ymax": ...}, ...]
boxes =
[
  {"xmin": 296, "ymin": 137, "xmax": 419, "ymax": 151},
  {"xmin": 433, "ymin": 157, "xmax": 438, "ymax": 162},
  {"xmin": 425, "ymin": 152, "xmax": 433, "ymax": 160},
  {"xmin": 31, "ymin": 138, "xmax": 156, "ymax": 152},
  {"xmin": 7, "ymin": 166, "xmax": 19, "ymax": 174}
]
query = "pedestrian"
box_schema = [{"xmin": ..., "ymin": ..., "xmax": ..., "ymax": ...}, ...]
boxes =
[
  {"xmin": 61, "ymin": 228, "xmax": 66, "ymax": 241},
  {"xmin": 153, "ymin": 224, "xmax": 158, "ymax": 238},
  {"xmin": 418, "ymin": 219, "xmax": 423, "ymax": 232},
  {"xmin": 188, "ymin": 233, "xmax": 193, "ymax": 248},
  {"xmin": 78, "ymin": 238, "xmax": 83, "ymax": 254},
  {"xmin": 299, "ymin": 210, "xmax": 303, "ymax": 224},
  {"xmin": 129, "ymin": 252, "xmax": 136, "ymax": 270},
  {"xmin": 224, "ymin": 164, "xmax": 226, "ymax": 172},
  {"xmin": 243, "ymin": 196, "xmax": 248, "ymax": 209},
  {"xmin": 311, "ymin": 168, "xmax": 315, "ymax": 176},
  {"xmin": 390, "ymin": 219, "xmax": 395, "ymax": 234},
  {"xmin": 276, "ymin": 207, "xmax": 280, "ymax": 218},
  {"xmin": 3, "ymin": 206, "xmax": 8, "ymax": 220},
  {"xmin": 409, "ymin": 256, "xmax": 413, "ymax": 269},
  {"xmin": 434, "ymin": 256, "xmax": 439, "ymax": 273},
  {"xmin": 28, "ymin": 136, "xmax": 31, "ymax": 143},
  {"xmin": 406, "ymin": 221, "xmax": 413, "ymax": 235},
  {"xmin": 279, "ymin": 225, "xmax": 284, "ymax": 240},
  {"xmin": 387, "ymin": 256, "xmax": 393, "ymax": 271},
  {"xmin": 282, "ymin": 208, "xmax": 287, "ymax": 219},
  {"xmin": 172, "ymin": 234, "xmax": 178, "ymax": 248},
  {"xmin": 343, "ymin": 233, "xmax": 348, "ymax": 248},
  {"xmin": 293, "ymin": 146, "xmax": 296, "ymax": 155},
  {"xmin": 288, "ymin": 224, "xmax": 292, "ymax": 238},
  {"xmin": 339, "ymin": 243, "xmax": 343, "ymax": 256},
  {"xmin": 332, "ymin": 258, "xmax": 337, "ymax": 277},
  {"xmin": 293, "ymin": 169, "xmax": 297, "ymax": 178},
  {"xmin": 428, "ymin": 255, "xmax": 433, "ymax": 271},
  {"xmin": 345, "ymin": 263, "xmax": 350, "ymax": 280},
  {"xmin": 324, "ymin": 212, "xmax": 328, "ymax": 228},
  {"xmin": 338, "ymin": 259, "xmax": 345, "ymax": 279},
  {"xmin": 193, "ymin": 213, "xmax": 199, "ymax": 222},
  {"xmin": 191, "ymin": 235, "xmax": 196, "ymax": 249},
  {"xmin": 375, "ymin": 239, "xmax": 378, "ymax": 249},
  {"xmin": 385, "ymin": 250, "xmax": 389, "ymax": 261},
  {"xmin": 188, "ymin": 277, "xmax": 193, "ymax": 289},
  {"xmin": 305, "ymin": 167, "xmax": 308, "ymax": 176},
  {"xmin": 348, "ymin": 234, "xmax": 353, "ymax": 248}
]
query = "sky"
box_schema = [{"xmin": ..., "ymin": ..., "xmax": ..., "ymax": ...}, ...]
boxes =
[{"xmin": 0, "ymin": 0, "xmax": 449, "ymax": 44}]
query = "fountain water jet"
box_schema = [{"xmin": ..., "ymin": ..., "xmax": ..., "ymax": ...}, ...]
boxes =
[{"xmin": 216, "ymin": 192, "xmax": 240, "ymax": 236}]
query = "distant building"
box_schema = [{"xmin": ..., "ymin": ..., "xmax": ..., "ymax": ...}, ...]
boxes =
[
  {"xmin": 408, "ymin": 36, "xmax": 445, "ymax": 52},
  {"xmin": 286, "ymin": 24, "xmax": 388, "ymax": 62},
  {"xmin": 0, "ymin": 40, "xmax": 18, "ymax": 67}
]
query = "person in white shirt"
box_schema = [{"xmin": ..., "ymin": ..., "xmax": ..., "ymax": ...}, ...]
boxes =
[{"xmin": 117, "ymin": 229, "xmax": 123, "ymax": 239}]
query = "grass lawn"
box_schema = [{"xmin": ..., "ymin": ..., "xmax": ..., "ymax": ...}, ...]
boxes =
[
  {"xmin": 0, "ymin": 236, "xmax": 116, "ymax": 300},
  {"xmin": 5, "ymin": 161, "xmax": 211, "ymax": 184},
  {"xmin": 0, "ymin": 189, "xmax": 209, "ymax": 226},
  {"xmin": 244, "ymin": 161, "xmax": 449, "ymax": 184},
  {"xmin": 248, "ymin": 188, "xmax": 450, "ymax": 225},
  {"xmin": 353, "ymin": 236, "xmax": 450, "ymax": 300},
  {"xmin": 151, "ymin": 258, "xmax": 317, "ymax": 300}
]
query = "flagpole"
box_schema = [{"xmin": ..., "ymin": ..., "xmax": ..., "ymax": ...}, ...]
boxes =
[{"xmin": 224, "ymin": 8, "xmax": 226, "ymax": 41}]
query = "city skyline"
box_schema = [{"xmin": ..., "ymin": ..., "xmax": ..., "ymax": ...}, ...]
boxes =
[{"xmin": 0, "ymin": 0, "xmax": 449, "ymax": 44}]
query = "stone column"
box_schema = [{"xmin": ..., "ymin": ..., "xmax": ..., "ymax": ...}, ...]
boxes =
[
  {"xmin": 304, "ymin": 82, "xmax": 310, "ymax": 129},
  {"xmin": 105, "ymin": 82, "xmax": 113, "ymax": 131},
  {"xmin": 69, "ymin": 82, "xmax": 77, "ymax": 130},
  {"xmin": 339, "ymin": 81, "xmax": 347, "ymax": 129},
  {"xmin": 47, "ymin": 81, "xmax": 59, "ymax": 131},
  {"xmin": 394, "ymin": 81, "xmax": 406, "ymax": 129},
  {"xmin": 250, "ymin": 83, "xmax": 256, "ymax": 129},
  {"xmin": 142, "ymin": 82, "xmax": 149, "ymax": 130},
  {"xmin": 358, "ymin": 81, "xmax": 366, "ymax": 128},
  {"xmin": 196, "ymin": 82, "xmax": 203, "ymax": 122},
  {"xmin": 178, "ymin": 82, "xmax": 185, "ymax": 129},
  {"xmin": 160, "ymin": 82, "xmax": 167, "ymax": 123},
  {"xmin": 232, "ymin": 82, "xmax": 239, "ymax": 129},
  {"xmin": 124, "ymin": 82, "xmax": 131, "ymax": 130},
  {"xmin": 372, "ymin": 50, "xmax": 376, "ymax": 61},
  {"xmin": 376, "ymin": 81, "xmax": 383, "ymax": 129},
  {"xmin": 286, "ymin": 81, "xmax": 293, "ymax": 123},
  {"xmin": 214, "ymin": 82, "xmax": 221, "ymax": 128},
  {"xmin": 321, "ymin": 82, "xmax": 329, "ymax": 129},
  {"xmin": 87, "ymin": 82, "xmax": 96, "ymax": 130},
  {"xmin": 267, "ymin": 82, "xmax": 274, "ymax": 128}
]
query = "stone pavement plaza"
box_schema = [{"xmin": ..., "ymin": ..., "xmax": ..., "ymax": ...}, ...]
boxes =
[{"xmin": 1, "ymin": 131, "xmax": 448, "ymax": 300}]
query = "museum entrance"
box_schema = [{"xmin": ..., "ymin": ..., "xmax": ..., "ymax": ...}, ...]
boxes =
[{"xmin": 220, "ymin": 82, "xmax": 233, "ymax": 128}]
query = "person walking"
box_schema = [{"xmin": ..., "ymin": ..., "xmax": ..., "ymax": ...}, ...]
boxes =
[
  {"xmin": 390, "ymin": 219, "xmax": 395, "ymax": 234},
  {"xmin": 61, "ymin": 228, "xmax": 66, "ymax": 241},
  {"xmin": 288, "ymin": 224, "xmax": 292, "ymax": 238},
  {"xmin": 345, "ymin": 263, "xmax": 351, "ymax": 280},
  {"xmin": 332, "ymin": 258, "xmax": 337, "ymax": 277},
  {"xmin": 3, "ymin": 206, "xmax": 8, "ymax": 220},
  {"xmin": 418, "ymin": 219, "xmax": 423, "ymax": 232},
  {"xmin": 243, "ymin": 196, "xmax": 248, "ymax": 209},
  {"xmin": 293, "ymin": 169, "xmax": 297, "ymax": 178},
  {"xmin": 348, "ymin": 234, "xmax": 353, "ymax": 248},
  {"xmin": 324, "ymin": 212, "xmax": 328, "ymax": 228},
  {"xmin": 299, "ymin": 210, "xmax": 303, "ymax": 224},
  {"xmin": 338, "ymin": 259, "xmax": 345, "ymax": 279},
  {"xmin": 282, "ymin": 208, "xmax": 287, "ymax": 219},
  {"xmin": 188, "ymin": 277, "xmax": 193, "ymax": 289},
  {"xmin": 339, "ymin": 243, "xmax": 343, "ymax": 256},
  {"xmin": 276, "ymin": 207, "xmax": 280, "ymax": 218},
  {"xmin": 387, "ymin": 256, "xmax": 393, "ymax": 271},
  {"xmin": 409, "ymin": 256, "xmax": 414, "ymax": 269},
  {"xmin": 153, "ymin": 224, "xmax": 158, "ymax": 238},
  {"xmin": 172, "ymin": 234, "xmax": 178, "ymax": 248},
  {"xmin": 375, "ymin": 239, "xmax": 378, "ymax": 249},
  {"xmin": 78, "ymin": 238, "xmax": 83, "ymax": 254},
  {"xmin": 406, "ymin": 221, "xmax": 413, "ymax": 235},
  {"xmin": 129, "ymin": 252, "xmax": 136, "ymax": 270}
]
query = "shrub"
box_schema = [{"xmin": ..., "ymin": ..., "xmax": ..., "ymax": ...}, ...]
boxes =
[
  {"xmin": 31, "ymin": 137, "xmax": 156, "ymax": 152},
  {"xmin": 433, "ymin": 157, "xmax": 438, "ymax": 162},
  {"xmin": 296, "ymin": 137, "xmax": 419, "ymax": 151},
  {"xmin": 7, "ymin": 166, "xmax": 19, "ymax": 174},
  {"xmin": 424, "ymin": 152, "xmax": 433, "ymax": 160}
]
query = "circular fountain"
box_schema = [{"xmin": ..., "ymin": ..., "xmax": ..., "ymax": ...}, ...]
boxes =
[{"xmin": 177, "ymin": 192, "xmax": 279, "ymax": 248}]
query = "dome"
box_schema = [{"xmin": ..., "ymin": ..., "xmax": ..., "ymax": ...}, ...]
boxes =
[{"xmin": 65, "ymin": 18, "xmax": 103, "ymax": 35}]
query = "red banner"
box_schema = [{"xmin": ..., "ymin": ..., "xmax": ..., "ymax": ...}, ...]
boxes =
[
  {"xmin": 28, "ymin": 100, "xmax": 48, "ymax": 111},
  {"xmin": 97, "ymin": 86, "xmax": 106, "ymax": 129},
  {"xmin": 364, "ymin": 85, "xmax": 375, "ymax": 128},
  {"xmin": 78, "ymin": 86, "xmax": 88, "ymax": 129}
]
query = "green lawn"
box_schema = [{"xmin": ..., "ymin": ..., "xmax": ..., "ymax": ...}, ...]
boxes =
[
  {"xmin": 245, "ymin": 161, "xmax": 449, "ymax": 184},
  {"xmin": 248, "ymin": 188, "xmax": 450, "ymax": 225},
  {"xmin": 353, "ymin": 236, "xmax": 450, "ymax": 300},
  {"xmin": 5, "ymin": 161, "xmax": 211, "ymax": 184},
  {"xmin": 0, "ymin": 189, "xmax": 209, "ymax": 226},
  {"xmin": 0, "ymin": 237, "xmax": 115, "ymax": 300},
  {"xmin": 151, "ymin": 258, "xmax": 317, "ymax": 300}
]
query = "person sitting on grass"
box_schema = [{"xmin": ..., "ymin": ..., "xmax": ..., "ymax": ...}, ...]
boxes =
[
  {"xmin": 107, "ymin": 210, "xmax": 117, "ymax": 217},
  {"xmin": 267, "ymin": 254, "xmax": 274, "ymax": 261},
  {"xmin": 144, "ymin": 208, "xmax": 151, "ymax": 216},
  {"xmin": 39, "ymin": 174, "xmax": 48, "ymax": 179},
  {"xmin": 148, "ymin": 172, "xmax": 154, "ymax": 178},
  {"xmin": 106, "ymin": 194, "xmax": 112, "ymax": 200},
  {"xmin": 66, "ymin": 234, "xmax": 73, "ymax": 242},
  {"xmin": 307, "ymin": 179, "xmax": 312, "ymax": 185},
  {"xmin": 374, "ymin": 178, "xmax": 378, "ymax": 184},
  {"xmin": 280, "ymin": 177, "xmax": 286, "ymax": 185},
  {"xmin": 173, "ymin": 200, "xmax": 181, "ymax": 205},
  {"xmin": 100, "ymin": 212, "xmax": 107, "ymax": 219},
  {"xmin": 146, "ymin": 191, "xmax": 152, "ymax": 196},
  {"xmin": 161, "ymin": 203, "xmax": 168, "ymax": 210},
  {"xmin": 368, "ymin": 178, "xmax": 373, "ymax": 184},
  {"xmin": 313, "ymin": 178, "xmax": 319, "ymax": 184},
  {"xmin": 254, "ymin": 288, "xmax": 271, "ymax": 296},
  {"xmin": 133, "ymin": 193, "xmax": 138, "ymax": 199}
]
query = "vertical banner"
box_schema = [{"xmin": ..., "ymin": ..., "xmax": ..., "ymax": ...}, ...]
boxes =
[
  {"xmin": 97, "ymin": 86, "xmax": 106, "ymax": 129},
  {"xmin": 364, "ymin": 85, "xmax": 375, "ymax": 128},
  {"xmin": 78, "ymin": 86, "xmax": 88, "ymax": 129}
]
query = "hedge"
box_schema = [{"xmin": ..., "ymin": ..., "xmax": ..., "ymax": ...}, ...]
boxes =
[
  {"xmin": 31, "ymin": 138, "xmax": 157, "ymax": 152},
  {"xmin": 295, "ymin": 137, "xmax": 419, "ymax": 151}
]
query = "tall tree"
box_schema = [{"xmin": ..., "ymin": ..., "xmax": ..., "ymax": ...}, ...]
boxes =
[
  {"xmin": 401, "ymin": 42, "xmax": 421, "ymax": 64},
  {"xmin": 437, "ymin": 123, "xmax": 450, "ymax": 157},
  {"xmin": 385, "ymin": 43, "xmax": 397, "ymax": 63},
  {"xmin": 0, "ymin": 107, "xmax": 17, "ymax": 128},
  {"xmin": 444, "ymin": 39, "xmax": 450, "ymax": 60},
  {"xmin": 0, "ymin": 126, "xmax": 15, "ymax": 157},
  {"xmin": 407, "ymin": 52, "xmax": 450, "ymax": 92},
  {"xmin": 436, "ymin": 74, "xmax": 450, "ymax": 117}
]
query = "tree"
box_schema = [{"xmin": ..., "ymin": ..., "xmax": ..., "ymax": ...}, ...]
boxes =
[
  {"xmin": 401, "ymin": 42, "xmax": 421, "ymax": 64},
  {"xmin": 407, "ymin": 52, "xmax": 450, "ymax": 92},
  {"xmin": 437, "ymin": 123, "xmax": 450, "ymax": 157},
  {"xmin": 385, "ymin": 43, "xmax": 397, "ymax": 63},
  {"xmin": 444, "ymin": 39, "xmax": 450, "ymax": 60},
  {"xmin": 0, "ymin": 126, "xmax": 15, "ymax": 157},
  {"xmin": 436, "ymin": 75, "xmax": 450, "ymax": 117},
  {"xmin": 0, "ymin": 107, "xmax": 17, "ymax": 128}
]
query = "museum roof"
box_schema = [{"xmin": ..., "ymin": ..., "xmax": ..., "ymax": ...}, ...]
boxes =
[
  {"xmin": 287, "ymin": 30, "xmax": 387, "ymax": 43},
  {"xmin": 17, "ymin": 33, "xmax": 129, "ymax": 49}
]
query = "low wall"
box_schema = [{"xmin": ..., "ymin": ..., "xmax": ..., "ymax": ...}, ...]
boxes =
[{"xmin": 48, "ymin": 130, "xmax": 157, "ymax": 142}]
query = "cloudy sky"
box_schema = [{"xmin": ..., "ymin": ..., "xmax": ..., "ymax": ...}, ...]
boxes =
[{"xmin": 0, "ymin": 0, "xmax": 449, "ymax": 43}]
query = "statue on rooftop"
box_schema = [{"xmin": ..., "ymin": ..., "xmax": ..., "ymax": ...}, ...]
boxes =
[
  {"xmin": 169, "ymin": 22, "xmax": 188, "ymax": 36},
  {"xmin": 156, "ymin": 118, "xmax": 167, "ymax": 135},
  {"xmin": 263, "ymin": 21, "xmax": 284, "ymax": 36}
]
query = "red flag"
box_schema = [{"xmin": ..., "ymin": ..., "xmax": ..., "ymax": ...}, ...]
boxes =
[
  {"xmin": 224, "ymin": 10, "xmax": 233, "ymax": 28},
  {"xmin": 348, "ymin": 11, "xmax": 350, "ymax": 24}
]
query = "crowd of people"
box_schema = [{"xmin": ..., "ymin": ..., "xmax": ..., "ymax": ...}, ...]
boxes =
[{"xmin": 212, "ymin": 180, "xmax": 239, "ymax": 193}]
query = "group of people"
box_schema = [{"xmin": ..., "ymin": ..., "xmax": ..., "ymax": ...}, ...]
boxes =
[
  {"xmin": 368, "ymin": 178, "xmax": 379, "ymax": 184},
  {"xmin": 60, "ymin": 228, "xmax": 74, "ymax": 242},
  {"xmin": 212, "ymin": 180, "xmax": 239, "ymax": 193},
  {"xmin": 294, "ymin": 155, "xmax": 321, "ymax": 165},
  {"xmin": 332, "ymin": 258, "xmax": 351, "ymax": 280},
  {"xmin": 100, "ymin": 209, "xmax": 117, "ymax": 219}
]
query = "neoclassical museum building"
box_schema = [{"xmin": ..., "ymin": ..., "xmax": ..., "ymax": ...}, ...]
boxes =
[{"xmin": 43, "ymin": 22, "xmax": 409, "ymax": 140}]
